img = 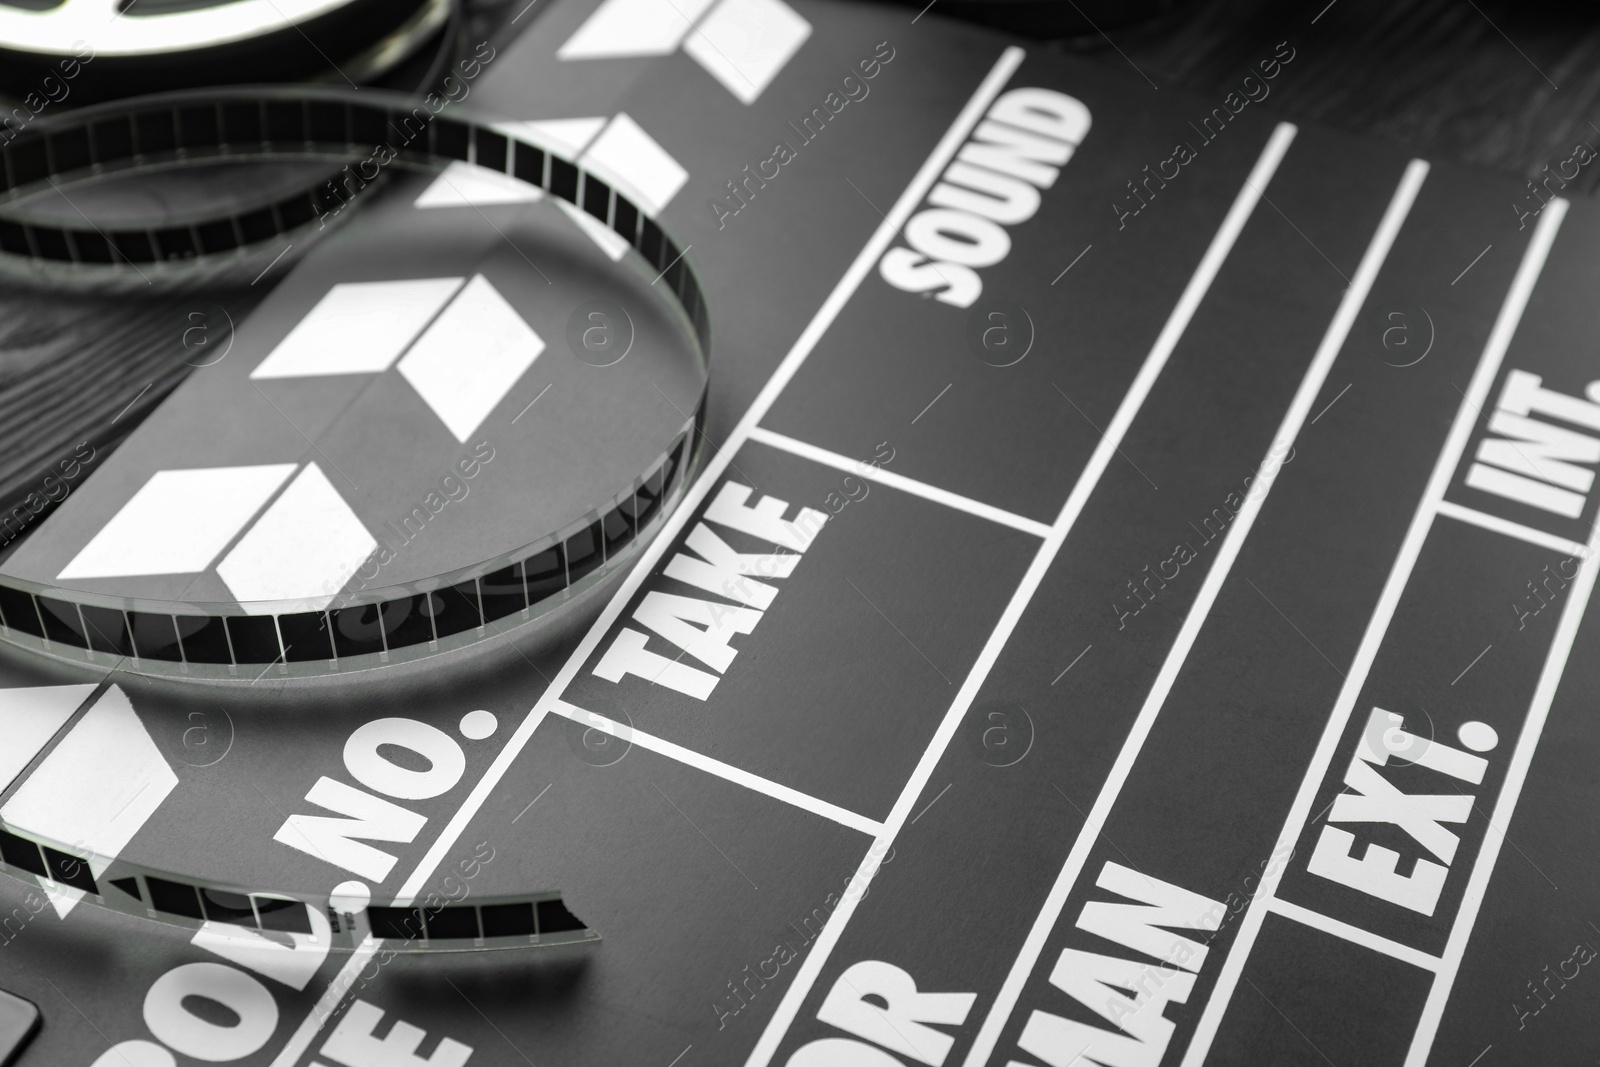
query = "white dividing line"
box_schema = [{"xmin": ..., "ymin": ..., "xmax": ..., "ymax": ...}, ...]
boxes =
[
  {"xmin": 550, "ymin": 699, "xmax": 883, "ymax": 836},
  {"xmin": 748, "ymin": 426, "xmax": 1052, "ymax": 538},
  {"xmin": 1407, "ymin": 473, "xmax": 1600, "ymax": 1059},
  {"xmin": 1436, "ymin": 500, "xmax": 1590, "ymax": 559},
  {"xmin": 1267, "ymin": 898, "xmax": 1442, "ymax": 972},
  {"xmin": 962, "ymin": 152, "xmax": 1426, "ymax": 1067},
  {"xmin": 265, "ymin": 45, "xmax": 1027, "ymax": 1063},
  {"xmin": 1180, "ymin": 198, "xmax": 1568, "ymax": 1067},
  {"xmin": 749, "ymin": 119, "xmax": 1301, "ymax": 1067}
]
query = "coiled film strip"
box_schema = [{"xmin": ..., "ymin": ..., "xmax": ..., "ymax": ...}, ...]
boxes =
[
  {"xmin": 0, "ymin": 819, "xmax": 597, "ymax": 953},
  {"xmin": 0, "ymin": 87, "xmax": 712, "ymax": 679}
]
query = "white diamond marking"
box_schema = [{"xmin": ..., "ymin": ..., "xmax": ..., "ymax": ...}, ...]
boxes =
[
  {"xmin": 251, "ymin": 278, "xmax": 464, "ymax": 378},
  {"xmin": 217, "ymin": 463, "xmax": 377, "ymax": 612},
  {"xmin": 58, "ymin": 465, "xmax": 297, "ymax": 580},
  {"xmin": 398, "ymin": 275, "xmax": 545, "ymax": 443}
]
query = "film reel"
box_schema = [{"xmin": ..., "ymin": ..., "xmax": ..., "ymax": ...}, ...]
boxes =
[
  {"xmin": 0, "ymin": 816, "xmax": 598, "ymax": 953},
  {"xmin": 0, "ymin": 0, "xmax": 454, "ymax": 102},
  {"xmin": 0, "ymin": 0, "xmax": 467, "ymax": 291},
  {"xmin": 0, "ymin": 86, "xmax": 712, "ymax": 681}
]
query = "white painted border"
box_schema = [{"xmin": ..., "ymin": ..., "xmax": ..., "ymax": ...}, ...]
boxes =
[
  {"xmin": 1437, "ymin": 500, "xmax": 1589, "ymax": 559},
  {"xmin": 1268, "ymin": 898, "xmax": 1442, "ymax": 972},
  {"xmin": 551, "ymin": 699, "xmax": 883, "ymax": 836},
  {"xmin": 748, "ymin": 426, "xmax": 1052, "ymax": 537}
]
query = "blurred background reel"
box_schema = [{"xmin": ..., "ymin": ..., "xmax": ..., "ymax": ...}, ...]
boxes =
[
  {"xmin": 0, "ymin": 0, "xmax": 453, "ymax": 101},
  {"xmin": 0, "ymin": 0, "xmax": 466, "ymax": 572},
  {"xmin": 0, "ymin": 0, "xmax": 465, "ymax": 292}
]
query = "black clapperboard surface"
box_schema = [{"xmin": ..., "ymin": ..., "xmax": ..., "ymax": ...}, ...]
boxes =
[{"xmin": 0, "ymin": 1, "xmax": 1595, "ymax": 1065}]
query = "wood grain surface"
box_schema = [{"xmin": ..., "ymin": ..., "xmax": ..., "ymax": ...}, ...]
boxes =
[{"xmin": 1068, "ymin": 0, "xmax": 1600, "ymax": 189}]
